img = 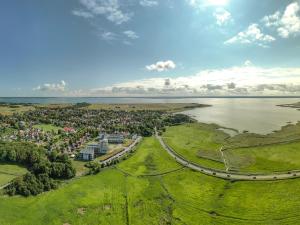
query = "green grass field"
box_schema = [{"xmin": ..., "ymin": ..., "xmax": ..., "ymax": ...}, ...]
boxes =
[
  {"xmin": 33, "ymin": 124, "xmax": 62, "ymax": 133},
  {"xmin": 225, "ymin": 141, "xmax": 300, "ymax": 172},
  {"xmin": 163, "ymin": 123, "xmax": 300, "ymax": 174},
  {"xmin": 162, "ymin": 123, "xmax": 228, "ymax": 170},
  {"xmin": 0, "ymin": 105, "xmax": 35, "ymax": 116},
  {"xmin": 71, "ymin": 160, "xmax": 89, "ymax": 177},
  {"xmin": 0, "ymin": 163, "xmax": 28, "ymax": 187},
  {"xmin": 2, "ymin": 136, "xmax": 300, "ymax": 224},
  {"xmin": 85, "ymin": 103, "xmax": 206, "ymax": 112}
]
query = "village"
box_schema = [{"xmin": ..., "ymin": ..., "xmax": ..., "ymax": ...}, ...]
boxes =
[{"xmin": 0, "ymin": 104, "xmax": 174, "ymax": 164}]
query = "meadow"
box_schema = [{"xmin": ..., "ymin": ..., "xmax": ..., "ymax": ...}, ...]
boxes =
[
  {"xmin": 0, "ymin": 163, "xmax": 28, "ymax": 187},
  {"xmin": 33, "ymin": 124, "xmax": 62, "ymax": 133},
  {"xmin": 1, "ymin": 137, "xmax": 300, "ymax": 224},
  {"xmin": 0, "ymin": 105, "xmax": 35, "ymax": 116},
  {"xmin": 162, "ymin": 123, "xmax": 228, "ymax": 170},
  {"xmin": 84, "ymin": 103, "xmax": 207, "ymax": 112},
  {"xmin": 163, "ymin": 123, "xmax": 300, "ymax": 174},
  {"xmin": 225, "ymin": 141, "xmax": 300, "ymax": 172}
]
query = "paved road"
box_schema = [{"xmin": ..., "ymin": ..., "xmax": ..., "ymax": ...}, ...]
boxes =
[
  {"xmin": 156, "ymin": 134, "xmax": 300, "ymax": 181},
  {"xmin": 100, "ymin": 137, "xmax": 142, "ymax": 165}
]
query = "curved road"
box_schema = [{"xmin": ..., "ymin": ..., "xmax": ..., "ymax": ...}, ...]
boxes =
[{"xmin": 156, "ymin": 134, "xmax": 300, "ymax": 181}]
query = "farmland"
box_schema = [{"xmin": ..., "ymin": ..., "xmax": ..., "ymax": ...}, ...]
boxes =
[{"xmin": 1, "ymin": 137, "xmax": 300, "ymax": 224}]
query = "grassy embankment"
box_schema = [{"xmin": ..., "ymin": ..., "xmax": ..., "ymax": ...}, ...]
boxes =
[
  {"xmin": 0, "ymin": 163, "xmax": 28, "ymax": 187},
  {"xmin": 163, "ymin": 123, "xmax": 300, "ymax": 173},
  {"xmin": 1, "ymin": 137, "xmax": 300, "ymax": 224}
]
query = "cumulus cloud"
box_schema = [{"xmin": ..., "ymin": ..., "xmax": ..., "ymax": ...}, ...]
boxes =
[
  {"xmin": 186, "ymin": 0, "xmax": 229, "ymax": 9},
  {"xmin": 100, "ymin": 31, "xmax": 117, "ymax": 41},
  {"xmin": 164, "ymin": 78, "xmax": 171, "ymax": 86},
  {"xmin": 72, "ymin": 10, "xmax": 94, "ymax": 18},
  {"xmin": 214, "ymin": 8, "xmax": 232, "ymax": 26},
  {"xmin": 123, "ymin": 30, "xmax": 139, "ymax": 39},
  {"xmin": 146, "ymin": 60, "xmax": 176, "ymax": 72},
  {"xmin": 225, "ymin": 24, "xmax": 275, "ymax": 47},
  {"xmin": 73, "ymin": 0, "xmax": 132, "ymax": 25},
  {"xmin": 244, "ymin": 60, "xmax": 253, "ymax": 67},
  {"xmin": 139, "ymin": 0, "xmax": 158, "ymax": 7},
  {"xmin": 262, "ymin": 2, "xmax": 300, "ymax": 38},
  {"xmin": 33, "ymin": 81, "xmax": 67, "ymax": 92},
  {"xmin": 71, "ymin": 63, "xmax": 300, "ymax": 97}
]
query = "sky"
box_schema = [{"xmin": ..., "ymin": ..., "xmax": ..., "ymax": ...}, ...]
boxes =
[{"xmin": 1, "ymin": 0, "xmax": 300, "ymax": 97}]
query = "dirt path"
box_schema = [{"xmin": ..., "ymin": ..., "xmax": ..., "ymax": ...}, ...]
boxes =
[{"xmin": 219, "ymin": 147, "xmax": 229, "ymax": 172}]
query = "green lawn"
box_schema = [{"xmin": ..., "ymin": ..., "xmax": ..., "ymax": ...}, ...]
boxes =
[
  {"xmin": 162, "ymin": 123, "xmax": 228, "ymax": 170},
  {"xmin": 225, "ymin": 141, "xmax": 300, "ymax": 173},
  {"xmin": 33, "ymin": 124, "xmax": 62, "ymax": 133},
  {"xmin": 71, "ymin": 160, "xmax": 89, "ymax": 177},
  {"xmin": 0, "ymin": 163, "xmax": 28, "ymax": 186},
  {"xmin": 2, "ymin": 137, "xmax": 300, "ymax": 224}
]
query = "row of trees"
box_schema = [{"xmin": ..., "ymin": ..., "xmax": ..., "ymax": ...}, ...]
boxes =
[{"xmin": 0, "ymin": 142, "xmax": 76, "ymax": 196}]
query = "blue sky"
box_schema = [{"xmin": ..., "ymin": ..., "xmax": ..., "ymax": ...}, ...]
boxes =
[{"xmin": 1, "ymin": 0, "xmax": 300, "ymax": 96}]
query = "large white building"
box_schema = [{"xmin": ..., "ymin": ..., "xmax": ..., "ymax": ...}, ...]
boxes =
[{"xmin": 79, "ymin": 137, "xmax": 109, "ymax": 161}]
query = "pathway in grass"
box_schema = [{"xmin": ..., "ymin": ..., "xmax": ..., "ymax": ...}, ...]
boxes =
[
  {"xmin": 2, "ymin": 137, "xmax": 300, "ymax": 224},
  {"xmin": 162, "ymin": 123, "xmax": 228, "ymax": 170}
]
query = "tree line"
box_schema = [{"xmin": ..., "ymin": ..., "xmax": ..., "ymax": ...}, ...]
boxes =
[{"xmin": 0, "ymin": 142, "xmax": 75, "ymax": 196}]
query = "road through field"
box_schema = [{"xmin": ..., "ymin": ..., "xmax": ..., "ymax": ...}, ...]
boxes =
[
  {"xmin": 156, "ymin": 132, "xmax": 300, "ymax": 181},
  {"xmin": 100, "ymin": 137, "xmax": 142, "ymax": 165}
]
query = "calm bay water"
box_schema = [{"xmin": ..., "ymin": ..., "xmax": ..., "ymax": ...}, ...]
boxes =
[{"xmin": 1, "ymin": 97, "xmax": 300, "ymax": 134}]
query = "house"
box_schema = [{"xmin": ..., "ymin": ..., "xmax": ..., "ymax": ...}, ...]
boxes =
[
  {"xmin": 79, "ymin": 148, "xmax": 94, "ymax": 161},
  {"xmin": 63, "ymin": 127, "xmax": 75, "ymax": 133}
]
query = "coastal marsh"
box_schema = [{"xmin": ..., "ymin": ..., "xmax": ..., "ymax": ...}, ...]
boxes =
[
  {"xmin": 162, "ymin": 123, "xmax": 228, "ymax": 170},
  {"xmin": 1, "ymin": 137, "xmax": 300, "ymax": 224}
]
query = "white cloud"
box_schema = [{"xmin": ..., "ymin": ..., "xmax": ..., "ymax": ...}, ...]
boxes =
[
  {"xmin": 262, "ymin": 2, "xmax": 300, "ymax": 38},
  {"xmin": 72, "ymin": 10, "xmax": 94, "ymax": 18},
  {"xmin": 146, "ymin": 60, "xmax": 176, "ymax": 72},
  {"xmin": 100, "ymin": 31, "xmax": 117, "ymax": 41},
  {"xmin": 225, "ymin": 24, "xmax": 275, "ymax": 47},
  {"xmin": 213, "ymin": 8, "xmax": 232, "ymax": 26},
  {"xmin": 244, "ymin": 60, "xmax": 253, "ymax": 67},
  {"xmin": 67, "ymin": 63, "xmax": 300, "ymax": 97},
  {"xmin": 123, "ymin": 30, "xmax": 139, "ymax": 39},
  {"xmin": 33, "ymin": 81, "xmax": 67, "ymax": 92},
  {"xmin": 139, "ymin": 0, "xmax": 158, "ymax": 7},
  {"xmin": 186, "ymin": 0, "xmax": 229, "ymax": 9},
  {"xmin": 74, "ymin": 0, "xmax": 132, "ymax": 25},
  {"xmin": 262, "ymin": 11, "xmax": 281, "ymax": 27}
]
